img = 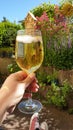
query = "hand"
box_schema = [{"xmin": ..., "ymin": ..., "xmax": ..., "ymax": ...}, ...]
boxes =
[{"xmin": 1, "ymin": 71, "xmax": 39, "ymax": 113}]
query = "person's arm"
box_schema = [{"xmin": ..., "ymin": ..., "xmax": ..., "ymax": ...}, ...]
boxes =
[
  {"xmin": 0, "ymin": 71, "xmax": 39, "ymax": 123},
  {"xmin": 0, "ymin": 87, "xmax": 10, "ymax": 123}
]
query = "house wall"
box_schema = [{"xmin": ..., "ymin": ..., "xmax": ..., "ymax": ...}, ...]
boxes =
[{"xmin": 24, "ymin": 13, "xmax": 36, "ymax": 29}]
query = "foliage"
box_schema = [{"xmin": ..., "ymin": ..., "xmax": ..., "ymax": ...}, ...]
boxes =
[
  {"xmin": 68, "ymin": 108, "xmax": 73, "ymax": 114},
  {"xmin": 47, "ymin": 44, "xmax": 73, "ymax": 70},
  {"xmin": 35, "ymin": 5, "xmax": 67, "ymax": 34},
  {"xmin": 59, "ymin": 0, "xmax": 73, "ymax": 5},
  {"xmin": 0, "ymin": 47, "xmax": 13, "ymax": 58},
  {"xmin": 0, "ymin": 20, "xmax": 22, "ymax": 47},
  {"xmin": 7, "ymin": 62, "xmax": 20, "ymax": 73},
  {"xmin": 31, "ymin": 2, "xmax": 54, "ymax": 18},
  {"xmin": 60, "ymin": 2, "xmax": 73, "ymax": 17},
  {"xmin": 46, "ymin": 80, "xmax": 72, "ymax": 109},
  {"xmin": 47, "ymin": 70, "xmax": 58, "ymax": 83},
  {"xmin": 35, "ymin": 4, "xmax": 73, "ymax": 70},
  {"xmin": 36, "ymin": 69, "xmax": 58, "ymax": 86},
  {"xmin": 36, "ymin": 70, "xmax": 49, "ymax": 86}
]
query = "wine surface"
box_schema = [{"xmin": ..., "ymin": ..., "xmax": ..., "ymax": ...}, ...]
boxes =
[{"xmin": 15, "ymin": 35, "xmax": 44, "ymax": 73}]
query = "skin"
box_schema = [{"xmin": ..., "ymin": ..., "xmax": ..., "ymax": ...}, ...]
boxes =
[{"xmin": 0, "ymin": 71, "xmax": 39, "ymax": 123}]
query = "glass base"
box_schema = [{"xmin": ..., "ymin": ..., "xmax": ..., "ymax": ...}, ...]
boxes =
[{"xmin": 18, "ymin": 99, "xmax": 43, "ymax": 114}]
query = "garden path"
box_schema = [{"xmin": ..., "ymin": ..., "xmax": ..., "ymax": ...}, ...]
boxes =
[{"xmin": 2, "ymin": 101, "xmax": 73, "ymax": 130}]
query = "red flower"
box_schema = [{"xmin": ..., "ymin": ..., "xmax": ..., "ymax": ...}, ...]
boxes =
[{"xmin": 35, "ymin": 6, "xmax": 68, "ymax": 38}]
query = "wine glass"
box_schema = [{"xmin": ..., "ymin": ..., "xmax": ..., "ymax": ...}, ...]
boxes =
[{"xmin": 15, "ymin": 28, "xmax": 44, "ymax": 114}]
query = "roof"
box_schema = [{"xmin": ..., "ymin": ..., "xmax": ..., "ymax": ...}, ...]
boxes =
[{"xmin": 25, "ymin": 11, "xmax": 37, "ymax": 21}]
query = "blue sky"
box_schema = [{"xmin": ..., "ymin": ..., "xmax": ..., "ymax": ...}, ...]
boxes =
[{"xmin": 0, "ymin": 0, "xmax": 59, "ymax": 23}]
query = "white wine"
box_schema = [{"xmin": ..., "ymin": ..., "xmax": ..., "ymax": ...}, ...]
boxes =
[
  {"xmin": 15, "ymin": 35, "xmax": 44, "ymax": 73},
  {"xmin": 16, "ymin": 30, "xmax": 43, "ymax": 114}
]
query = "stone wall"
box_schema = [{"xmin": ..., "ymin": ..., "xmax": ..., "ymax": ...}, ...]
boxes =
[
  {"xmin": 58, "ymin": 69, "xmax": 73, "ymax": 86},
  {"xmin": 40, "ymin": 66, "xmax": 73, "ymax": 87}
]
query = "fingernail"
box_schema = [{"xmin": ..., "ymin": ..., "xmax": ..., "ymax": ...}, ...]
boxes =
[
  {"xmin": 35, "ymin": 88, "xmax": 38, "ymax": 92},
  {"xmin": 35, "ymin": 84, "xmax": 39, "ymax": 89}
]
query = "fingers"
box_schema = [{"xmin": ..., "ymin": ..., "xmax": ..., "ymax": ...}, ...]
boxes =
[
  {"xmin": 27, "ymin": 83, "xmax": 39, "ymax": 92},
  {"xmin": 15, "ymin": 71, "xmax": 39, "ymax": 98},
  {"xmin": 14, "ymin": 71, "xmax": 28, "ymax": 81},
  {"xmin": 23, "ymin": 93, "xmax": 32, "ymax": 98},
  {"xmin": 22, "ymin": 73, "xmax": 35, "ymax": 89},
  {"xmin": 14, "ymin": 71, "xmax": 38, "ymax": 91}
]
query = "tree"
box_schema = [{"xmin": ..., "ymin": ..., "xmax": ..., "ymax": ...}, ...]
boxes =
[
  {"xmin": 0, "ymin": 20, "xmax": 22, "ymax": 47},
  {"xmin": 31, "ymin": 2, "xmax": 54, "ymax": 19},
  {"xmin": 59, "ymin": 0, "xmax": 73, "ymax": 5},
  {"xmin": 1, "ymin": 17, "xmax": 8, "ymax": 22}
]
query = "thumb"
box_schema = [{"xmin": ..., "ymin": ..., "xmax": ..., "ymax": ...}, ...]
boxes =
[{"xmin": 22, "ymin": 73, "xmax": 35, "ymax": 89}]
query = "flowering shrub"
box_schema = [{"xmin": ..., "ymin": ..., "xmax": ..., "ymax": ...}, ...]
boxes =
[
  {"xmin": 35, "ymin": 3, "xmax": 73, "ymax": 69},
  {"xmin": 61, "ymin": 2, "xmax": 73, "ymax": 17},
  {"xmin": 36, "ymin": 6, "xmax": 67, "ymax": 36}
]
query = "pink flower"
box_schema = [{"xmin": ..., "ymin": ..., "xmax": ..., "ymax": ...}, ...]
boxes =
[
  {"xmin": 35, "ymin": 6, "xmax": 68, "ymax": 38},
  {"xmin": 36, "ymin": 12, "xmax": 49, "ymax": 22}
]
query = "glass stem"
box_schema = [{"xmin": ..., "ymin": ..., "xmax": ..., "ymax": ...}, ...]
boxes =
[{"xmin": 27, "ymin": 98, "xmax": 33, "ymax": 106}]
